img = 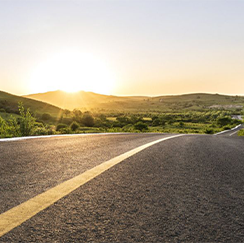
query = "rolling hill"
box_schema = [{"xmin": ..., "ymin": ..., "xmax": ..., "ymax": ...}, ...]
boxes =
[
  {"xmin": 0, "ymin": 90, "xmax": 62, "ymax": 118},
  {"xmin": 24, "ymin": 90, "xmax": 147, "ymax": 111},
  {"xmin": 24, "ymin": 90, "xmax": 244, "ymax": 112}
]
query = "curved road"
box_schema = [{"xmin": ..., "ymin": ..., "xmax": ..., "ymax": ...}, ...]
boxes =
[{"xmin": 0, "ymin": 132, "xmax": 243, "ymax": 242}]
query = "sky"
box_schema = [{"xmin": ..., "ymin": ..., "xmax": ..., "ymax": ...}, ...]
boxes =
[{"xmin": 0, "ymin": 0, "xmax": 244, "ymax": 96}]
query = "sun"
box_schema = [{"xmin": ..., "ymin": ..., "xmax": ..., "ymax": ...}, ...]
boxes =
[{"xmin": 29, "ymin": 51, "xmax": 116, "ymax": 94}]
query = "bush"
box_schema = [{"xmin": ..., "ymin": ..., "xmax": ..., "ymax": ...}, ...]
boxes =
[
  {"xmin": 152, "ymin": 118, "xmax": 161, "ymax": 126},
  {"xmin": 216, "ymin": 116, "xmax": 232, "ymax": 127},
  {"xmin": 0, "ymin": 116, "xmax": 8, "ymax": 138},
  {"xmin": 238, "ymin": 129, "xmax": 244, "ymax": 136},
  {"xmin": 179, "ymin": 121, "xmax": 184, "ymax": 128},
  {"xmin": 134, "ymin": 121, "xmax": 148, "ymax": 131},
  {"xmin": 122, "ymin": 124, "xmax": 134, "ymax": 132},
  {"xmin": 56, "ymin": 123, "xmax": 67, "ymax": 131},
  {"xmin": 59, "ymin": 127, "xmax": 72, "ymax": 134},
  {"xmin": 223, "ymin": 126, "xmax": 231, "ymax": 130},
  {"xmin": 18, "ymin": 102, "xmax": 35, "ymax": 136},
  {"xmin": 33, "ymin": 127, "xmax": 48, "ymax": 135},
  {"xmin": 204, "ymin": 128, "xmax": 214, "ymax": 134},
  {"xmin": 70, "ymin": 121, "xmax": 79, "ymax": 131}
]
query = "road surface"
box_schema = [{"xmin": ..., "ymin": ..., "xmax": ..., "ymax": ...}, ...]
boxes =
[
  {"xmin": 0, "ymin": 132, "xmax": 243, "ymax": 242},
  {"xmin": 214, "ymin": 124, "xmax": 243, "ymax": 137}
]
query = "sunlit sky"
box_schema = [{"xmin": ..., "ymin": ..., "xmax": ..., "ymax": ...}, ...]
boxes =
[{"xmin": 0, "ymin": 0, "xmax": 244, "ymax": 96}]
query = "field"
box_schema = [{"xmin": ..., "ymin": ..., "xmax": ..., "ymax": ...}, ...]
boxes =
[
  {"xmin": 0, "ymin": 90, "xmax": 243, "ymax": 138},
  {"xmin": 24, "ymin": 91, "xmax": 244, "ymax": 113}
]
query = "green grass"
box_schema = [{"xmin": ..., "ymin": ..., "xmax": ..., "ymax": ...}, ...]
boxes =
[
  {"xmin": 0, "ymin": 90, "xmax": 62, "ymax": 118},
  {"xmin": 0, "ymin": 112, "xmax": 20, "ymax": 119},
  {"xmin": 25, "ymin": 90, "xmax": 244, "ymax": 112},
  {"xmin": 238, "ymin": 129, "xmax": 244, "ymax": 136}
]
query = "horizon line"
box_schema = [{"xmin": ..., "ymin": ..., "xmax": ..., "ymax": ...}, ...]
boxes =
[{"xmin": 1, "ymin": 89, "xmax": 244, "ymax": 98}]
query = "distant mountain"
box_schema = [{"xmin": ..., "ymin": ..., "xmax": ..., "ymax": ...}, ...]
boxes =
[
  {"xmin": 0, "ymin": 90, "xmax": 62, "ymax": 117},
  {"xmin": 24, "ymin": 90, "xmax": 244, "ymax": 112}
]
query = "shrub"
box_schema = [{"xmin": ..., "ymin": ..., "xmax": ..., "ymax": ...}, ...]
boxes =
[
  {"xmin": 216, "ymin": 116, "xmax": 232, "ymax": 127},
  {"xmin": 18, "ymin": 102, "xmax": 35, "ymax": 136},
  {"xmin": 204, "ymin": 128, "xmax": 214, "ymax": 134},
  {"xmin": 33, "ymin": 127, "xmax": 48, "ymax": 135},
  {"xmin": 70, "ymin": 121, "xmax": 79, "ymax": 131},
  {"xmin": 59, "ymin": 127, "xmax": 72, "ymax": 134},
  {"xmin": 82, "ymin": 113, "xmax": 95, "ymax": 127},
  {"xmin": 122, "ymin": 124, "xmax": 134, "ymax": 132},
  {"xmin": 8, "ymin": 116, "xmax": 20, "ymax": 137},
  {"xmin": 179, "ymin": 121, "xmax": 184, "ymax": 128},
  {"xmin": 134, "ymin": 121, "xmax": 148, "ymax": 131},
  {"xmin": 152, "ymin": 118, "xmax": 161, "ymax": 126},
  {"xmin": 238, "ymin": 129, "xmax": 244, "ymax": 136},
  {"xmin": 0, "ymin": 116, "xmax": 8, "ymax": 138},
  {"xmin": 56, "ymin": 123, "xmax": 67, "ymax": 131},
  {"xmin": 223, "ymin": 126, "xmax": 231, "ymax": 130}
]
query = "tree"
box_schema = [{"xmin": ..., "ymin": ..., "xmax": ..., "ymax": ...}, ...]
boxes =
[
  {"xmin": 72, "ymin": 109, "xmax": 82, "ymax": 123},
  {"xmin": 18, "ymin": 102, "xmax": 35, "ymax": 136},
  {"xmin": 70, "ymin": 121, "xmax": 79, "ymax": 131},
  {"xmin": 63, "ymin": 109, "xmax": 71, "ymax": 117},
  {"xmin": 82, "ymin": 113, "xmax": 95, "ymax": 127}
]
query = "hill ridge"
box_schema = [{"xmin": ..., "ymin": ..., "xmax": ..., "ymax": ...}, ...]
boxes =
[{"xmin": 23, "ymin": 90, "xmax": 244, "ymax": 112}]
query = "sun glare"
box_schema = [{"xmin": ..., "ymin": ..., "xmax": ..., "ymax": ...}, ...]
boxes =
[{"xmin": 29, "ymin": 52, "xmax": 116, "ymax": 94}]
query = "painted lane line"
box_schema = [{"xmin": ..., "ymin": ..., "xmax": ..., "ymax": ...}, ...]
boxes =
[
  {"xmin": 229, "ymin": 130, "xmax": 238, "ymax": 136},
  {"xmin": 214, "ymin": 124, "xmax": 242, "ymax": 136},
  {"xmin": 0, "ymin": 133, "xmax": 127, "ymax": 142},
  {"xmin": 0, "ymin": 134, "xmax": 184, "ymax": 237}
]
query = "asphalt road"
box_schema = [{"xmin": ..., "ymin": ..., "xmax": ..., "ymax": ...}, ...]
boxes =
[
  {"xmin": 0, "ymin": 133, "xmax": 244, "ymax": 242},
  {"xmin": 215, "ymin": 124, "xmax": 243, "ymax": 137}
]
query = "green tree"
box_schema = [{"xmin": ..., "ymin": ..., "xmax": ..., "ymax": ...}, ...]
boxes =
[
  {"xmin": 70, "ymin": 121, "xmax": 79, "ymax": 131},
  {"xmin": 18, "ymin": 102, "xmax": 35, "ymax": 136},
  {"xmin": 63, "ymin": 109, "xmax": 71, "ymax": 117},
  {"xmin": 82, "ymin": 113, "xmax": 95, "ymax": 127}
]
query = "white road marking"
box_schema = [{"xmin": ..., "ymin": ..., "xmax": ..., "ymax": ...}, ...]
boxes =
[
  {"xmin": 0, "ymin": 134, "xmax": 184, "ymax": 237},
  {"xmin": 229, "ymin": 130, "xmax": 238, "ymax": 136},
  {"xmin": 214, "ymin": 124, "xmax": 242, "ymax": 136},
  {"xmin": 0, "ymin": 133, "xmax": 127, "ymax": 142}
]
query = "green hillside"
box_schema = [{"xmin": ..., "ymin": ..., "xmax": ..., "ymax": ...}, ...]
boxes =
[
  {"xmin": 24, "ymin": 91, "xmax": 244, "ymax": 113},
  {"xmin": 24, "ymin": 90, "xmax": 146, "ymax": 111},
  {"xmin": 0, "ymin": 90, "xmax": 62, "ymax": 117}
]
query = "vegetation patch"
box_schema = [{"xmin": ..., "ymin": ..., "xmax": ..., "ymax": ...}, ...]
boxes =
[{"xmin": 0, "ymin": 93, "xmax": 243, "ymax": 138}]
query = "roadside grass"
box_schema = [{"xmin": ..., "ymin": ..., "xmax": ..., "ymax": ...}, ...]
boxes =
[
  {"xmin": 0, "ymin": 92, "xmax": 243, "ymax": 138},
  {"xmin": 238, "ymin": 129, "xmax": 244, "ymax": 136}
]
